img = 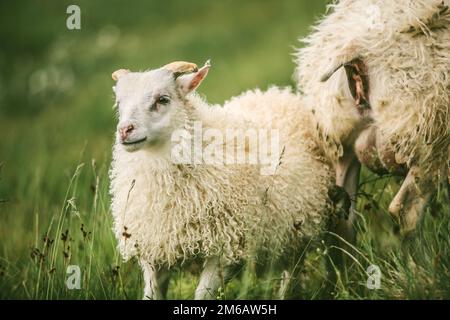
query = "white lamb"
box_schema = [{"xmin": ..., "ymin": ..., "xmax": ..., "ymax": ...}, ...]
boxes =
[
  {"xmin": 109, "ymin": 61, "xmax": 335, "ymax": 299},
  {"xmin": 294, "ymin": 0, "xmax": 450, "ymax": 237}
]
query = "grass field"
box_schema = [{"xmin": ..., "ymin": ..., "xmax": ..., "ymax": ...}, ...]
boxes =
[{"xmin": 0, "ymin": 0, "xmax": 449, "ymax": 300}]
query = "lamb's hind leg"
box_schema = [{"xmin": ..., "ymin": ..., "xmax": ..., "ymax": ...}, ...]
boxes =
[
  {"xmin": 195, "ymin": 257, "xmax": 233, "ymax": 300},
  {"xmin": 140, "ymin": 261, "xmax": 170, "ymax": 300}
]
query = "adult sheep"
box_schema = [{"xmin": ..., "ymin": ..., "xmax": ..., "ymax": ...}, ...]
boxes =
[
  {"xmin": 109, "ymin": 61, "xmax": 337, "ymax": 299},
  {"xmin": 294, "ymin": 0, "xmax": 450, "ymax": 240}
]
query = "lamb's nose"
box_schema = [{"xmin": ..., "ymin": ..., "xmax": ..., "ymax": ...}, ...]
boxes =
[{"xmin": 119, "ymin": 124, "xmax": 135, "ymax": 141}]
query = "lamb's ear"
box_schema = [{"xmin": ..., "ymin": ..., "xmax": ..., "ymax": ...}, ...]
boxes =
[
  {"xmin": 176, "ymin": 60, "xmax": 210, "ymax": 95},
  {"xmin": 112, "ymin": 69, "xmax": 130, "ymax": 81}
]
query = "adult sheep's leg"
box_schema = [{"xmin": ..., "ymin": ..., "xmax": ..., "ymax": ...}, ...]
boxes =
[
  {"xmin": 388, "ymin": 166, "xmax": 435, "ymax": 236},
  {"xmin": 325, "ymin": 148, "xmax": 360, "ymax": 294},
  {"xmin": 140, "ymin": 261, "xmax": 170, "ymax": 300},
  {"xmin": 195, "ymin": 257, "xmax": 233, "ymax": 300},
  {"xmin": 332, "ymin": 148, "xmax": 361, "ymax": 252},
  {"xmin": 355, "ymin": 127, "xmax": 429, "ymax": 235}
]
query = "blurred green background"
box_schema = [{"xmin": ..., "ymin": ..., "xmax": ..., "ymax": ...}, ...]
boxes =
[
  {"xmin": 0, "ymin": 0, "xmax": 449, "ymax": 300},
  {"xmin": 0, "ymin": 0, "xmax": 328, "ymax": 211}
]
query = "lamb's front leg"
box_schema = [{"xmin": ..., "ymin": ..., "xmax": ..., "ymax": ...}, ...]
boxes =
[
  {"xmin": 195, "ymin": 257, "xmax": 232, "ymax": 300},
  {"xmin": 140, "ymin": 261, "xmax": 170, "ymax": 300}
]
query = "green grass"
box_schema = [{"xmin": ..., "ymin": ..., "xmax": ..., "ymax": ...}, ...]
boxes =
[{"xmin": 0, "ymin": 0, "xmax": 449, "ymax": 299}]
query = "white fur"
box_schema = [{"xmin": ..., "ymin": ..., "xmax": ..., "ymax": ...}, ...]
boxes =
[
  {"xmin": 294, "ymin": 0, "xmax": 450, "ymax": 180},
  {"xmin": 109, "ymin": 65, "xmax": 335, "ymax": 297}
]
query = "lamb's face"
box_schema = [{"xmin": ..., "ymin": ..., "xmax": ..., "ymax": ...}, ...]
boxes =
[
  {"xmin": 113, "ymin": 69, "xmax": 181, "ymax": 151},
  {"xmin": 112, "ymin": 62, "xmax": 209, "ymax": 152}
]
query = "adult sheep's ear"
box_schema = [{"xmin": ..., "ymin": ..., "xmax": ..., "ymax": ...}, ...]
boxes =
[
  {"xmin": 112, "ymin": 69, "xmax": 130, "ymax": 81},
  {"xmin": 320, "ymin": 45, "xmax": 360, "ymax": 82},
  {"xmin": 176, "ymin": 60, "xmax": 210, "ymax": 95}
]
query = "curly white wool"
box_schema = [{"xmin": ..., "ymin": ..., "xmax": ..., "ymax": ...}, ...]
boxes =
[
  {"xmin": 110, "ymin": 87, "xmax": 334, "ymax": 267},
  {"xmin": 294, "ymin": 0, "xmax": 450, "ymax": 178}
]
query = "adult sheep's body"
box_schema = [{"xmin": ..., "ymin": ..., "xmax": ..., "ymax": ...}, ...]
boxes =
[
  {"xmin": 295, "ymin": 0, "xmax": 450, "ymax": 235},
  {"xmin": 109, "ymin": 62, "xmax": 335, "ymax": 299}
]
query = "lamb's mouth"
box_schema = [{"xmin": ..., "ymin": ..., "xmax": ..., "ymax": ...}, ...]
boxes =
[{"xmin": 122, "ymin": 137, "xmax": 147, "ymax": 146}]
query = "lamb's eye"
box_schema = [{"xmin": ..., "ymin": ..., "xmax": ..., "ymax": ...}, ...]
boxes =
[
  {"xmin": 150, "ymin": 95, "xmax": 170, "ymax": 112},
  {"xmin": 157, "ymin": 95, "xmax": 170, "ymax": 105}
]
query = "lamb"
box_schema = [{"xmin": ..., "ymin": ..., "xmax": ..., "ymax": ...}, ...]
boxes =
[
  {"xmin": 109, "ymin": 61, "xmax": 336, "ymax": 299},
  {"xmin": 294, "ymin": 0, "xmax": 450, "ymax": 239}
]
